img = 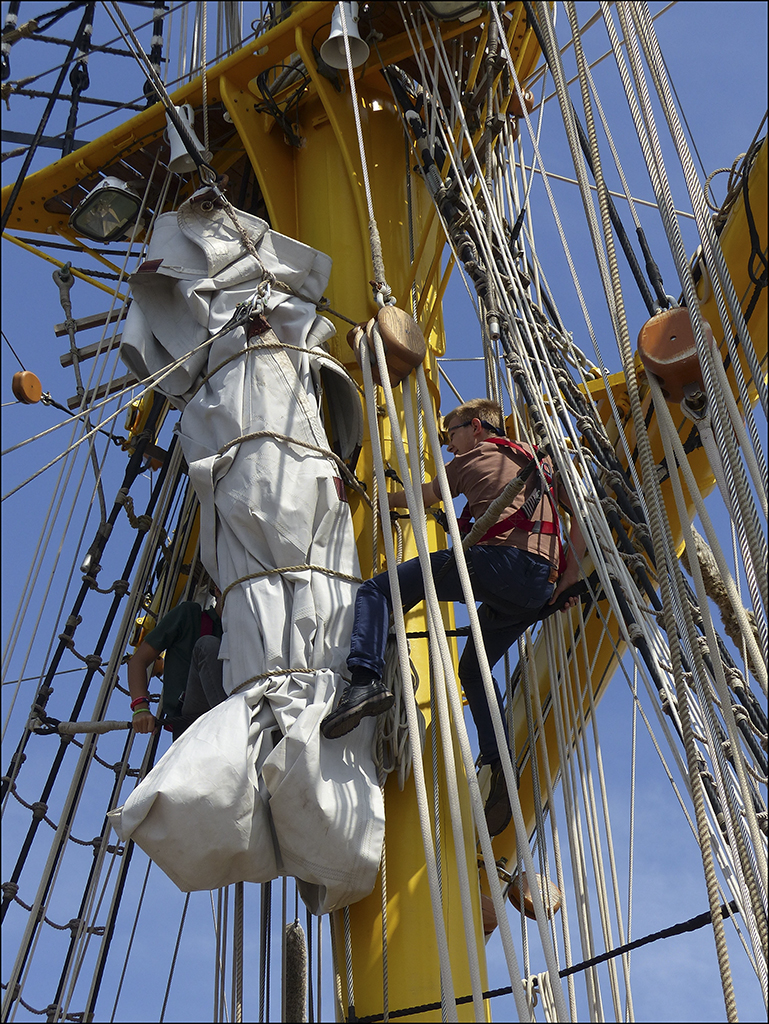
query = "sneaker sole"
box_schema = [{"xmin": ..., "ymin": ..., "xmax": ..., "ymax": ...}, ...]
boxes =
[{"xmin": 321, "ymin": 691, "xmax": 395, "ymax": 740}]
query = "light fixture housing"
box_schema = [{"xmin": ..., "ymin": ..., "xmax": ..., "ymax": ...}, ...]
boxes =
[
  {"xmin": 320, "ymin": 2, "xmax": 369, "ymax": 70},
  {"xmin": 421, "ymin": 2, "xmax": 484, "ymax": 21},
  {"xmin": 68, "ymin": 176, "xmax": 143, "ymax": 242}
]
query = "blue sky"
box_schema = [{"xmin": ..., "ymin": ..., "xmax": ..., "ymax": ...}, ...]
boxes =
[{"xmin": 2, "ymin": 3, "xmax": 767, "ymax": 1021}]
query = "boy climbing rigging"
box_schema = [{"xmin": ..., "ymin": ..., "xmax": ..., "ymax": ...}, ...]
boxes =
[{"xmin": 321, "ymin": 399, "xmax": 585, "ymax": 836}]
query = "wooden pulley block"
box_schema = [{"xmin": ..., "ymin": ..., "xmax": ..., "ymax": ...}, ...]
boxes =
[
  {"xmin": 511, "ymin": 88, "xmax": 535, "ymax": 118},
  {"xmin": 637, "ymin": 306, "xmax": 714, "ymax": 404},
  {"xmin": 508, "ymin": 872, "xmax": 562, "ymax": 920},
  {"xmin": 481, "ymin": 893, "xmax": 497, "ymax": 936},
  {"xmin": 347, "ymin": 307, "xmax": 427, "ymax": 387},
  {"xmin": 12, "ymin": 370, "xmax": 42, "ymax": 404},
  {"xmin": 376, "ymin": 305, "xmax": 427, "ymax": 385}
]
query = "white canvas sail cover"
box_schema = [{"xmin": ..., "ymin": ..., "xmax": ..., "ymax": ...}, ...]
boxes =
[{"xmin": 110, "ymin": 196, "xmax": 382, "ymax": 914}]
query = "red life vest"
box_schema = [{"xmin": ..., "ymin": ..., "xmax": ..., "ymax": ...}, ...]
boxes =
[{"xmin": 457, "ymin": 438, "xmax": 566, "ymax": 573}]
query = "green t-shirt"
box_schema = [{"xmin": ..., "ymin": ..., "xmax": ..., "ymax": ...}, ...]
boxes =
[{"xmin": 144, "ymin": 601, "xmax": 223, "ymax": 713}]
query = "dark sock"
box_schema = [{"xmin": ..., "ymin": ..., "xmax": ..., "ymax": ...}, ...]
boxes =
[{"xmin": 350, "ymin": 667, "xmax": 378, "ymax": 687}]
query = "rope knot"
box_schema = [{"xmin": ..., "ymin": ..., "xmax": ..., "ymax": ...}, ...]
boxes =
[
  {"xmin": 31, "ymin": 801, "xmax": 48, "ymax": 820},
  {"xmin": 2, "ymin": 881, "xmax": 19, "ymax": 899},
  {"xmin": 627, "ymin": 623, "xmax": 644, "ymax": 645}
]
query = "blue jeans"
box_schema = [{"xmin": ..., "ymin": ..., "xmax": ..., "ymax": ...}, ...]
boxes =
[{"xmin": 347, "ymin": 546, "xmax": 554, "ymax": 764}]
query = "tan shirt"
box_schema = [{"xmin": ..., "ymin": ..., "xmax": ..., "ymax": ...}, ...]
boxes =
[{"xmin": 445, "ymin": 441, "xmax": 564, "ymax": 571}]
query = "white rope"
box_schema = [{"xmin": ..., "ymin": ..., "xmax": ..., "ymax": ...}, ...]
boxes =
[
  {"xmin": 413, "ymin": 365, "xmax": 571, "ymax": 1023},
  {"xmin": 650, "ymin": 373, "xmax": 769, "ymax": 919},
  {"xmin": 357, "ymin": 340, "xmax": 458, "ymax": 1021},
  {"xmin": 337, "ymin": 2, "xmax": 392, "ymax": 302},
  {"xmin": 603, "ymin": 3, "xmax": 768, "ymax": 630},
  {"xmin": 543, "ymin": 619, "xmax": 604, "ymax": 1019}
]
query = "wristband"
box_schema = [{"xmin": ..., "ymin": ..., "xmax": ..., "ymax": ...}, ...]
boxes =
[
  {"xmin": 130, "ymin": 696, "xmax": 150, "ymax": 711},
  {"xmin": 132, "ymin": 708, "xmax": 151, "ymax": 717}
]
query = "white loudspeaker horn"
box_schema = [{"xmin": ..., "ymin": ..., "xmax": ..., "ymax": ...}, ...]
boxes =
[
  {"xmin": 320, "ymin": 2, "xmax": 369, "ymax": 70},
  {"xmin": 165, "ymin": 103, "xmax": 212, "ymax": 174}
]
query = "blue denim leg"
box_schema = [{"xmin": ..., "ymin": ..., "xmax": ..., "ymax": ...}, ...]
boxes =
[
  {"xmin": 348, "ymin": 550, "xmax": 463, "ymax": 678},
  {"xmin": 347, "ymin": 544, "xmax": 554, "ymax": 766},
  {"xmin": 459, "ymin": 546, "xmax": 554, "ymax": 764}
]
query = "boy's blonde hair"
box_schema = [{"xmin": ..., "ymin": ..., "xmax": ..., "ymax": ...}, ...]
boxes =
[{"xmin": 442, "ymin": 398, "xmax": 505, "ymax": 435}]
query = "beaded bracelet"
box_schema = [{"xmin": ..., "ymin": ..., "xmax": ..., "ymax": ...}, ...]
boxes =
[{"xmin": 130, "ymin": 696, "xmax": 150, "ymax": 711}]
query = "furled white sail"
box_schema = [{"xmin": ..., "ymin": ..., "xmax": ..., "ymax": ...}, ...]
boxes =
[{"xmin": 110, "ymin": 197, "xmax": 382, "ymax": 913}]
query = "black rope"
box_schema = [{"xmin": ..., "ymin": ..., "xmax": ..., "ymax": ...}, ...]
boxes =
[
  {"xmin": 351, "ymin": 901, "xmax": 738, "ymax": 1022},
  {"xmin": 2, "ymin": 328, "xmax": 26, "ymax": 371},
  {"xmin": 61, "ymin": 1, "xmax": 94, "ymax": 157}
]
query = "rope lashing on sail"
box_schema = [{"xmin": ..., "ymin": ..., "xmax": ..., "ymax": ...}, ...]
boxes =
[
  {"xmin": 187, "ymin": 338, "xmax": 365, "ymax": 402},
  {"xmin": 220, "ymin": 564, "xmax": 362, "ymax": 610},
  {"xmin": 214, "ymin": 429, "xmax": 369, "ymax": 507}
]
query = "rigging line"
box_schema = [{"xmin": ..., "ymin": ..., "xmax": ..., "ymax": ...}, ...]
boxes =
[
  {"xmin": 544, "ymin": 622, "xmax": 605, "ymax": 1019},
  {"xmin": 4, "ymin": 0, "xmax": 190, "ymax": 95},
  {"xmin": 1, "ymin": 405, "xmax": 177, "ymax": 834},
  {"xmin": 615, "ymin": 5, "xmax": 768, "ymax": 624},
  {"xmin": 557, "ymin": 615, "xmax": 624, "ymax": 1018},
  {"xmin": 57, "ymin": 835, "xmax": 125, "ymax": 1021},
  {"xmin": 159, "ymin": 893, "xmax": 190, "ymax": 1024},
  {"xmin": 630, "ymin": 6, "xmax": 769, "ymax": 519},
  {"xmin": 102, "ymin": 1, "xmax": 216, "ymax": 183},
  {"xmin": 2, "ymin": 328, "xmax": 26, "ymax": 370},
  {"xmin": 573, "ymin": 8, "xmax": 741, "ymax": 1017},
  {"xmin": 403, "ymin": 395, "xmax": 484, "ymax": 1024},
  {"xmin": 108, "ymin": 857, "xmax": 153, "ymax": 1023},
  {"xmin": 2, "ymin": 666, "xmax": 87, "ymax": 685},
  {"xmin": 650, "ymin": 377, "xmax": 769, "ymax": 915},
  {"xmin": 0, "ymin": 391, "xmax": 96, "ymax": 693},
  {"xmin": 413, "ymin": 358, "xmax": 569, "ymax": 1020},
  {"xmin": 0, "ymin": 169, "xmax": 163, "ymax": 689},
  {"xmin": 525, "ymin": 3, "xmax": 657, "ymax": 322},
  {"xmin": 0, "ymin": 317, "xmax": 207, "ymax": 499},
  {"xmin": 577, "ymin": 603, "xmax": 636, "ymax": 1017},
  {"xmin": 1, "ymin": 177, "xmax": 163, "ymax": 467},
  {"xmin": 534, "ymin": 2, "xmax": 678, "ymax": 99},
  {"xmin": 489, "ymin": 9, "xmax": 652, "ymax": 509},
  {"xmin": 349, "ymin": 900, "xmax": 755, "ymax": 1022},
  {"xmin": 525, "ymin": 638, "xmax": 578, "ymax": 1018},
  {"xmin": 357, "ymin": 340, "xmax": 459, "ymax": 1022},
  {"xmin": 1, "ymin": 3, "xmax": 93, "ymax": 232}
]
